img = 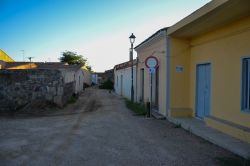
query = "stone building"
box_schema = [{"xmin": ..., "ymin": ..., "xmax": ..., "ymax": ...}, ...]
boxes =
[{"xmin": 0, "ymin": 61, "xmax": 84, "ymax": 111}]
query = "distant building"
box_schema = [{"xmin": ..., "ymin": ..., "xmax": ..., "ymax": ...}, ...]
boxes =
[
  {"xmin": 104, "ymin": 69, "xmax": 114, "ymax": 82},
  {"xmin": 94, "ymin": 69, "xmax": 114, "ymax": 85},
  {"xmin": 91, "ymin": 73, "xmax": 98, "ymax": 85}
]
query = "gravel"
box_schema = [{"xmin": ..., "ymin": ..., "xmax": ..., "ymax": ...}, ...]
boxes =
[{"xmin": 0, "ymin": 88, "xmax": 241, "ymax": 166}]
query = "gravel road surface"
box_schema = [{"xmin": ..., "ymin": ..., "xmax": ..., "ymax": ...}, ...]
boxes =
[{"xmin": 0, "ymin": 88, "xmax": 240, "ymax": 166}]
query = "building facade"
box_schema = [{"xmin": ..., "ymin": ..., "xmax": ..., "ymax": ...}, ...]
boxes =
[
  {"xmin": 114, "ymin": 60, "xmax": 136, "ymax": 100},
  {"xmin": 135, "ymin": 28, "xmax": 168, "ymax": 116},
  {"xmin": 166, "ymin": 0, "xmax": 250, "ymax": 143},
  {"xmin": 132, "ymin": 0, "xmax": 250, "ymax": 143}
]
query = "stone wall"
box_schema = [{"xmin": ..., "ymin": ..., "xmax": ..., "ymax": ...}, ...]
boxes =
[{"xmin": 0, "ymin": 69, "xmax": 74, "ymax": 112}]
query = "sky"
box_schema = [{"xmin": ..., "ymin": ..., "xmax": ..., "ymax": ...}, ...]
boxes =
[{"xmin": 0, "ymin": 0, "xmax": 210, "ymax": 72}]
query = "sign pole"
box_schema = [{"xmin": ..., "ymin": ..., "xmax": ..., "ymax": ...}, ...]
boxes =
[
  {"xmin": 145, "ymin": 55, "xmax": 159, "ymax": 117},
  {"xmin": 150, "ymin": 72, "xmax": 153, "ymax": 116}
]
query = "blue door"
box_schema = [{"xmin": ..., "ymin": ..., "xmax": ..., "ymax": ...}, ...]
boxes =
[{"xmin": 196, "ymin": 64, "xmax": 211, "ymax": 119}]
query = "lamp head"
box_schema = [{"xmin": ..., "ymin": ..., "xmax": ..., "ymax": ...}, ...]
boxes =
[{"xmin": 129, "ymin": 33, "xmax": 136, "ymax": 44}]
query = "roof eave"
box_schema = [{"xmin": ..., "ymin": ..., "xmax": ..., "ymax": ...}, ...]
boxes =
[
  {"xmin": 134, "ymin": 27, "xmax": 168, "ymax": 51},
  {"xmin": 167, "ymin": 0, "xmax": 250, "ymax": 38}
]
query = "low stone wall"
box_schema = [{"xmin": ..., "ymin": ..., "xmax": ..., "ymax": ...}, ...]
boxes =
[{"xmin": 0, "ymin": 69, "xmax": 74, "ymax": 112}]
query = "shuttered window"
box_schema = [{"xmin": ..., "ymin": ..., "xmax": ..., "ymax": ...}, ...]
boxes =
[{"xmin": 242, "ymin": 58, "xmax": 250, "ymax": 111}]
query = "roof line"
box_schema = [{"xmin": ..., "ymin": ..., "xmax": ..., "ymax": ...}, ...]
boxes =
[{"xmin": 134, "ymin": 27, "xmax": 168, "ymax": 50}]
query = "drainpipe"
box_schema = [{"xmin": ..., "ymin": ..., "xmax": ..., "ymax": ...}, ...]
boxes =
[
  {"xmin": 166, "ymin": 35, "xmax": 170, "ymax": 117},
  {"xmin": 135, "ymin": 57, "xmax": 138, "ymax": 102}
]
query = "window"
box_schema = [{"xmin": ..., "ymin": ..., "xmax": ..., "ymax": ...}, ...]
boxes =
[{"xmin": 242, "ymin": 58, "xmax": 250, "ymax": 111}]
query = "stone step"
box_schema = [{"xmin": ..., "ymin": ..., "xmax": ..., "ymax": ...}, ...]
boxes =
[{"xmin": 151, "ymin": 110, "xmax": 165, "ymax": 120}]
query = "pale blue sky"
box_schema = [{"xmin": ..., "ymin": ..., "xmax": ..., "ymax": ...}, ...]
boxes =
[{"xmin": 0, "ymin": 0, "xmax": 210, "ymax": 72}]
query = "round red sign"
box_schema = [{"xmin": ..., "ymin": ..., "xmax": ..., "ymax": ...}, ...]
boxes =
[{"xmin": 145, "ymin": 56, "xmax": 159, "ymax": 68}]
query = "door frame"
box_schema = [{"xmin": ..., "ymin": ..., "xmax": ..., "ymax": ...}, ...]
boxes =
[
  {"xmin": 195, "ymin": 62, "xmax": 212, "ymax": 119},
  {"xmin": 120, "ymin": 75, "xmax": 123, "ymax": 96},
  {"xmin": 140, "ymin": 68, "xmax": 144, "ymax": 102}
]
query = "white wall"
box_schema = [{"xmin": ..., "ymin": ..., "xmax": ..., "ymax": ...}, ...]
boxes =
[
  {"xmin": 114, "ymin": 65, "xmax": 136, "ymax": 100},
  {"xmin": 74, "ymin": 69, "xmax": 84, "ymax": 94},
  {"xmin": 59, "ymin": 69, "xmax": 84, "ymax": 94}
]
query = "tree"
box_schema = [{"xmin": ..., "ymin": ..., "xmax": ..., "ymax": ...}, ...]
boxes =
[
  {"xmin": 59, "ymin": 51, "xmax": 87, "ymax": 65},
  {"xmin": 86, "ymin": 65, "xmax": 92, "ymax": 72}
]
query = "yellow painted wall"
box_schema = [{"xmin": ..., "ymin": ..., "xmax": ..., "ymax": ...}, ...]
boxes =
[
  {"xmin": 168, "ymin": 16, "xmax": 250, "ymax": 142},
  {"xmin": 205, "ymin": 117, "xmax": 250, "ymax": 144},
  {"xmin": 136, "ymin": 37, "xmax": 167, "ymax": 116},
  {"xmin": 168, "ymin": 37, "xmax": 191, "ymax": 115},
  {"xmin": 0, "ymin": 50, "xmax": 14, "ymax": 62},
  {"xmin": 189, "ymin": 16, "xmax": 250, "ymax": 128}
]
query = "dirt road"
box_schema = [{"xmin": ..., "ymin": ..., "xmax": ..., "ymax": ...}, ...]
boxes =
[{"xmin": 0, "ymin": 88, "xmax": 239, "ymax": 166}]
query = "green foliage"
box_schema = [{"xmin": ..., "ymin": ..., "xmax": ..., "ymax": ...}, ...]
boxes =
[
  {"xmin": 173, "ymin": 124, "xmax": 182, "ymax": 128},
  {"xmin": 125, "ymin": 99, "xmax": 147, "ymax": 116},
  {"xmin": 59, "ymin": 51, "xmax": 87, "ymax": 65},
  {"xmin": 86, "ymin": 66, "xmax": 92, "ymax": 72},
  {"xmin": 67, "ymin": 95, "xmax": 78, "ymax": 104},
  {"xmin": 215, "ymin": 156, "xmax": 250, "ymax": 166},
  {"xmin": 99, "ymin": 79, "xmax": 113, "ymax": 90}
]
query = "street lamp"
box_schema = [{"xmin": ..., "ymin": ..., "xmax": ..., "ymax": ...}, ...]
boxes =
[{"xmin": 129, "ymin": 33, "xmax": 136, "ymax": 102}]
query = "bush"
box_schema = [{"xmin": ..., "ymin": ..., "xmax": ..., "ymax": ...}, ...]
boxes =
[
  {"xmin": 215, "ymin": 157, "xmax": 250, "ymax": 166},
  {"xmin": 125, "ymin": 99, "xmax": 147, "ymax": 116},
  {"xmin": 68, "ymin": 95, "xmax": 78, "ymax": 104},
  {"xmin": 84, "ymin": 83, "xmax": 90, "ymax": 88},
  {"xmin": 99, "ymin": 79, "xmax": 113, "ymax": 90}
]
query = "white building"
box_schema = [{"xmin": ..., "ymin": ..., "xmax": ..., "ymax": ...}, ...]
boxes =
[
  {"xmin": 114, "ymin": 60, "xmax": 137, "ymax": 100},
  {"xmin": 91, "ymin": 73, "xmax": 98, "ymax": 85}
]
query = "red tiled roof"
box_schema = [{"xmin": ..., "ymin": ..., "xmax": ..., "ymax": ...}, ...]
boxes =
[{"xmin": 114, "ymin": 59, "xmax": 137, "ymax": 70}]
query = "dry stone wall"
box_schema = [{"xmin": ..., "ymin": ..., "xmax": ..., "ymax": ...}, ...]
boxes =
[{"xmin": 0, "ymin": 69, "xmax": 74, "ymax": 112}]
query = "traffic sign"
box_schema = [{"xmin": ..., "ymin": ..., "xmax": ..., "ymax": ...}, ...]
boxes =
[
  {"xmin": 145, "ymin": 56, "xmax": 159, "ymax": 68},
  {"xmin": 148, "ymin": 67, "xmax": 155, "ymax": 74}
]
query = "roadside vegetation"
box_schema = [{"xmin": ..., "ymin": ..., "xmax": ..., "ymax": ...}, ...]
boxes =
[
  {"xmin": 67, "ymin": 95, "xmax": 78, "ymax": 104},
  {"xmin": 99, "ymin": 79, "xmax": 113, "ymax": 90},
  {"xmin": 125, "ymin": 99, "xmax": 147, "ymax": 116},
  {"xmin": 215, "ymin": 156, "xmax": 250, "ymax": 166}
]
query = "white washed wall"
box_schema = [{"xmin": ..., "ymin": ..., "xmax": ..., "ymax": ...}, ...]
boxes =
[{"xmin": 114, "ymin": 65, "xmax": 136, "ymax": 100}]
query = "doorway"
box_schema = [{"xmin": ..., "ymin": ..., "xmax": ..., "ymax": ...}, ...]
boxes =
[
  {"xmin": 120, "ymin": 75, "xmax": 123, "ymax": 96},
  {"xmin": 152, "ymin": 67, "xmax": 159, "ymax": 110},
  {"xmin": 196, "ymin": 63, "xmax": 211, "ymax": 119},
  {"xmin": 140, "ymin": 68, "xmax": 144, "ymax": 102}
]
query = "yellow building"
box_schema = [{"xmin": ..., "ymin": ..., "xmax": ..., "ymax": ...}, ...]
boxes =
[
  {"xmin": 167, "ymin": 0, "xmax": 250, "ymax": 143},
  {"xmin": 0, "ymin": 50, "xmax": 14, "ymax": 62},
  {"xmin": 135, "ymin": 28, "xmax": 168, "ymax": 116}
]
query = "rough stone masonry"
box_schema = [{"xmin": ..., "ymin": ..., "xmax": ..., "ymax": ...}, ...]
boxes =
[{"xmin": 0, "ymin": 69, "xmax": 74, "ymax": 112}]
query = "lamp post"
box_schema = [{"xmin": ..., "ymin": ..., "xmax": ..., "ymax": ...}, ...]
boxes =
[{"xmin": 129, "ymin": 33, "xmax": 136, "ymax": 102}]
